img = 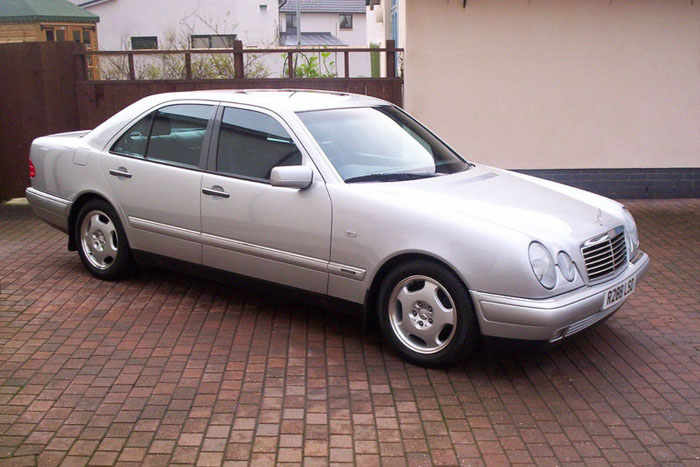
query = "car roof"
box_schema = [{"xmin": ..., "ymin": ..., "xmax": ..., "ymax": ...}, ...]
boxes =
[
  {"xmin": 147, "ymin": 89, "xmax": 389, "ymax": 113},
  {"xmin": 85, "ymin": 89, "xmax": 390, "ymax": 151}
]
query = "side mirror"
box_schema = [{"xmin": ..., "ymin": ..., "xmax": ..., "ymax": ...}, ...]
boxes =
[{"xmin": 270, "ymin": 165, "xmax": 313, "ymax": 189}]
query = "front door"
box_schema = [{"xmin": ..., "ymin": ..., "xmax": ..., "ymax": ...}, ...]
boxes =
[
  {"xmin": 200, "ymin": 105, "xmax": 332, "ymax": 294},
  {"xmin": 101, "ymin": 102, "xmax": 215, "ymax": 264}
]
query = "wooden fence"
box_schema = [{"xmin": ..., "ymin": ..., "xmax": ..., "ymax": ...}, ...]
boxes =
[
  {"xmin": 76, "ymin": 78, "xmax": 403, "ymax": 130},
  {"xmin": 0, "ymin": 42, "xmax": 83, "ymax": 201},
  {"xmin": 77, "ymin": 41, "xmax": 399, "ymax": 81},
  {"xmin": 0, "ymin": 41, "xmax": 403, "ymax": 201}
]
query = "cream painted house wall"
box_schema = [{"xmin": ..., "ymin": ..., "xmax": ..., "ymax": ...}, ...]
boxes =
[{"xmin": 404, "ymin": 0, "xmax": 700, "ymax": 170}]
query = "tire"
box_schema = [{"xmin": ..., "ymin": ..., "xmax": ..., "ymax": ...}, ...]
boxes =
[
  {"xmin": 74, "ymin": 199, "xmax": 132, "ymax": 280},
  {"xmin": 376, "ymin": 260, "xmax": 479, "ymax": 367}
]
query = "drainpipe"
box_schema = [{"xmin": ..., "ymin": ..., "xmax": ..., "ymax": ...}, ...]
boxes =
[{"xmin": 296, "ymin": 0, "xmax": 301, "ymax": 45}]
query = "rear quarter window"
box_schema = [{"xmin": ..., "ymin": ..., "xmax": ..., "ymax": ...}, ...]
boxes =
[{"xmin": 111, "ymin": 115, "xmax": 151, "ymax": 157}]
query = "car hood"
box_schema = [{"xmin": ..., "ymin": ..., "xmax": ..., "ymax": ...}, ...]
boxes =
[{"xmin": 360, "ymin": 165, "xmax": 623, "ymax": 244}]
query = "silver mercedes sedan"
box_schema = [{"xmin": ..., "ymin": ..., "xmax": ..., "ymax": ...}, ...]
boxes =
[{"xmin": 26, "ymin": 90, "xmax": 649, "ymax": 366}]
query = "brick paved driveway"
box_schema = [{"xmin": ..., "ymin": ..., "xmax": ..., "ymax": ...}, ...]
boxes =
[{"xmin": 1, "ymin": 199, "xmax": 699, "ymax": 466}]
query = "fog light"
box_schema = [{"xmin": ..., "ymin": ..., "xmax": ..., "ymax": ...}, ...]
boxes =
[{"xmin": 550, "ymin": 327, "xmax": 567, "ymax": 342}]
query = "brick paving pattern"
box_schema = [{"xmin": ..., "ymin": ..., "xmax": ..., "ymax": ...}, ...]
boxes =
[{"xmin": 0, "ymin": 199, "xmax": 699, "ymax": 466}]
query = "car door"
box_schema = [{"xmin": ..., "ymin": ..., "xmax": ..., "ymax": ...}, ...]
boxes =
[
  {"xmin": 100, "ymin": 102, "xmax": 215, "ymax": 264},
  {"xmin": 200, "ymin": 105, "xmax": 332, "ymax": 294}
]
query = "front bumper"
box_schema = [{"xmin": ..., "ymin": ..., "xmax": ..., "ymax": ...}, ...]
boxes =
[
  {"xmin": 471, "ymin": 252, "xmax": 650, "ymax": 342},
  {"xmin": 25, "ymin": 187, "xmax": 71, "ymax": 233}
]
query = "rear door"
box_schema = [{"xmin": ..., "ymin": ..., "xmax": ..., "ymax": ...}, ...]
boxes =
[
  {"xmin": 100, "ymin": 102, "xmax": 215, "ymax": 263},
  {"xmin": 200, "ymin": 105, "xmax": 332, "ymax": 294}
]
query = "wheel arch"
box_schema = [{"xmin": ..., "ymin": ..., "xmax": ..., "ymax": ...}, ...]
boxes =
[
  {"xmin": 364, "ymin": 251, "xmax": 476, "ymax": 316},
  {"xmin": 67, "ymin": 191, "xmax": 120, "ymax": 251}
]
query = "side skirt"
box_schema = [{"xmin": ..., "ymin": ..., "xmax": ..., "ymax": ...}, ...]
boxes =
[{"xmin": 131, "ymin": 250, "xmax": 367, "ymax": 324}]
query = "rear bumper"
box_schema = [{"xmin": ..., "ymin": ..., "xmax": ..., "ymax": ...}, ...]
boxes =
[
  {"xmin": 471, "ymin": 252, "xmax": 650, "ymax": 341},
  {"xmin": 25, "ymin": 187, "xmax": 71, "ymax": 233}
]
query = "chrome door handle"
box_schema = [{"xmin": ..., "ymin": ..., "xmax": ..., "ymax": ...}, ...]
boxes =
[
  {"xmin": 109, "ymin": 168, "xmax": 132, "ymax": 178},
  {"xmin": 202, "ymin": 186, "xmax": 230, "ymax": 198}
]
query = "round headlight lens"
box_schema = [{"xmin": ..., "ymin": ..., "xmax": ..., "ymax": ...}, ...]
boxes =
[
  {"xmin": 529, "ymin": 242, "xmax": 556, "ymax": 289},
  {"xmin": 622, "ymin": 208, "xmax": 639, "ymax": 259},
  {"xmin": 557, "ymin": 251, "xmax": 576, "ymax": 282}
]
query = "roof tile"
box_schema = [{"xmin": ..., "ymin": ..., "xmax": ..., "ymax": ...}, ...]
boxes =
[
  {"xmin": 280, "ymin": 0, "xmax": 366, "ymax": 14},
  {"xmin": 0, "ymin": 0, "xmax": 98, "ymax": 24}
]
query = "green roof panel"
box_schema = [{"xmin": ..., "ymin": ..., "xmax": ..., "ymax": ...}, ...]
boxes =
[{"xmin": 0, "ymin": 0, "xmax": 99, "ymax": 24}]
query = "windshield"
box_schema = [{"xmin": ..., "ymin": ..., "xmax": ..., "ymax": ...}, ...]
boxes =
[{"xmin": 297, "ymin": 106, "xmax": 470, "ymax": 183}]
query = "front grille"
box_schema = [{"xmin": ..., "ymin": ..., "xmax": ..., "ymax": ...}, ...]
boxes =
[{"xmin": 581, "ymin": 227, "xmax": 627, "ymax": 281}]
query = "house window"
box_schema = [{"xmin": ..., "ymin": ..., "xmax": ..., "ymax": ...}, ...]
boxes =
[
  {"xmin": 259, "ymin": 4, "xmax": 267, "ymax": 12},
  {"xmin": 339, "ymin": 14, "xmax": 353, "ymax": 30},
  {"xmin": 45, "ymin": 29, "xmax": 54, "ymax": 41},
  {"xmin": 286, "ymin": 13, "xmax": 297, "ymax": 30},
  {"xmin": 131, "ymin": 36, "xmax": 158, "ymax": 50},
  {"xmin": 82, "ymin": 30, "xmax": 92, "ymax": 49},
  {"xmin": 56, "ymin": 29, "xmax": 65, "ymax": 41},
  {"xmin": 191, "ymin": 34, "xmax": 237, "ymax": 49}
]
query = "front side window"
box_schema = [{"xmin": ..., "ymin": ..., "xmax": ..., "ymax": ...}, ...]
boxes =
[
  {"xmin": 131, "ymin": 36, "xmax": 158, "ymax": 50},
  {"xmin": 339, "ymin": 14, "xmax": 353, "ymax": 30},
  {"xmin": 216, "ymin": 107, "xmax": 301, "ymax": 181},
  {"xmin": 111, "ymin": 104, "xmax": 213, "ymax": 169},
  {"xmin": 298, "ymin": 106, "xmax": 469, "ymax": 183}
]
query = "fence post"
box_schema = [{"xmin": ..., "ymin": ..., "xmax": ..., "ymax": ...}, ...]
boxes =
[
  {"xmin": 386, "ymin": 39, "xmax": 396, "ymax": 79},
  {"xmin": 287, "ymin": 51, "xmax": 295, "ymax": 79},
  {"xmin": 128, "ymin": 52, "xmax": 135, "ymax": 80},
  {"xmin": 344, "ymin": 50, "xmax": 349, "ymax": 78},
  {"xmin": 185, "ymin": 52, "xmax": 192, "ymax": 80},
  {"xmin": 233, "ymin": 40, "xmax": 244, "ymax": 79}
]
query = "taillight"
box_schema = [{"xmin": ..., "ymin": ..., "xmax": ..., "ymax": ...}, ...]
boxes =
[{"xmin": 29, "ymin": 157, "xmax": 36, "ymax": 178}]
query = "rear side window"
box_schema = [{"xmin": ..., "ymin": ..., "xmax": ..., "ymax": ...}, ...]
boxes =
[
  {"xmin": 146, "ymin": 105, "xmax": 213, "ymax": 168},
  {"xmin": 216, "ymin": 107, "xmax": 301, "ymax": 181},
  {"xmin": 111, "ymin": 104, "xmax": 214, "ymax": 169}
]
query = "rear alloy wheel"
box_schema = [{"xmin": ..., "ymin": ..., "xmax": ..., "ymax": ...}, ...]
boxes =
[
  {"xmin": 75, "ymin": 200, "xmax": 131, "ymax": 280},
  {"xmin": 377, "ymin": 260, "xmax": 479, "ymax": 366}
]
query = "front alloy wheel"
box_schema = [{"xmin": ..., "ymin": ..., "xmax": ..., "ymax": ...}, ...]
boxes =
[
  {"xmin": 388, "ymin": 275, "xmax": 457, "ymax": 354},
  {"xmin": 378, "ymin": 260, "xmax": 479, "ymax": 366}
]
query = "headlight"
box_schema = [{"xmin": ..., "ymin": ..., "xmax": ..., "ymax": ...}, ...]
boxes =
[
  {"xmin": 529, "ymin": 242, "xmax": 556, "ymax": 289},
  {"xmin": 622, "ymin": 208, "xmax": 639, "ymax": 259},
  {"xmin": 557, "ymin": 251, "xmax": 576, "ymax": 282}
]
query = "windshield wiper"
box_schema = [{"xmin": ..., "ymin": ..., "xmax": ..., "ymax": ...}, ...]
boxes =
[{"xmin": 344, "ymin": 172, "xmax": 440, "ymax": 184}]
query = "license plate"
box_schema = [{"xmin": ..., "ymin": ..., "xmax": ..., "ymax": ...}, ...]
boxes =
[{"xmin": 603, "ymin": 276, "xmax": 636, "ymax": 310}]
